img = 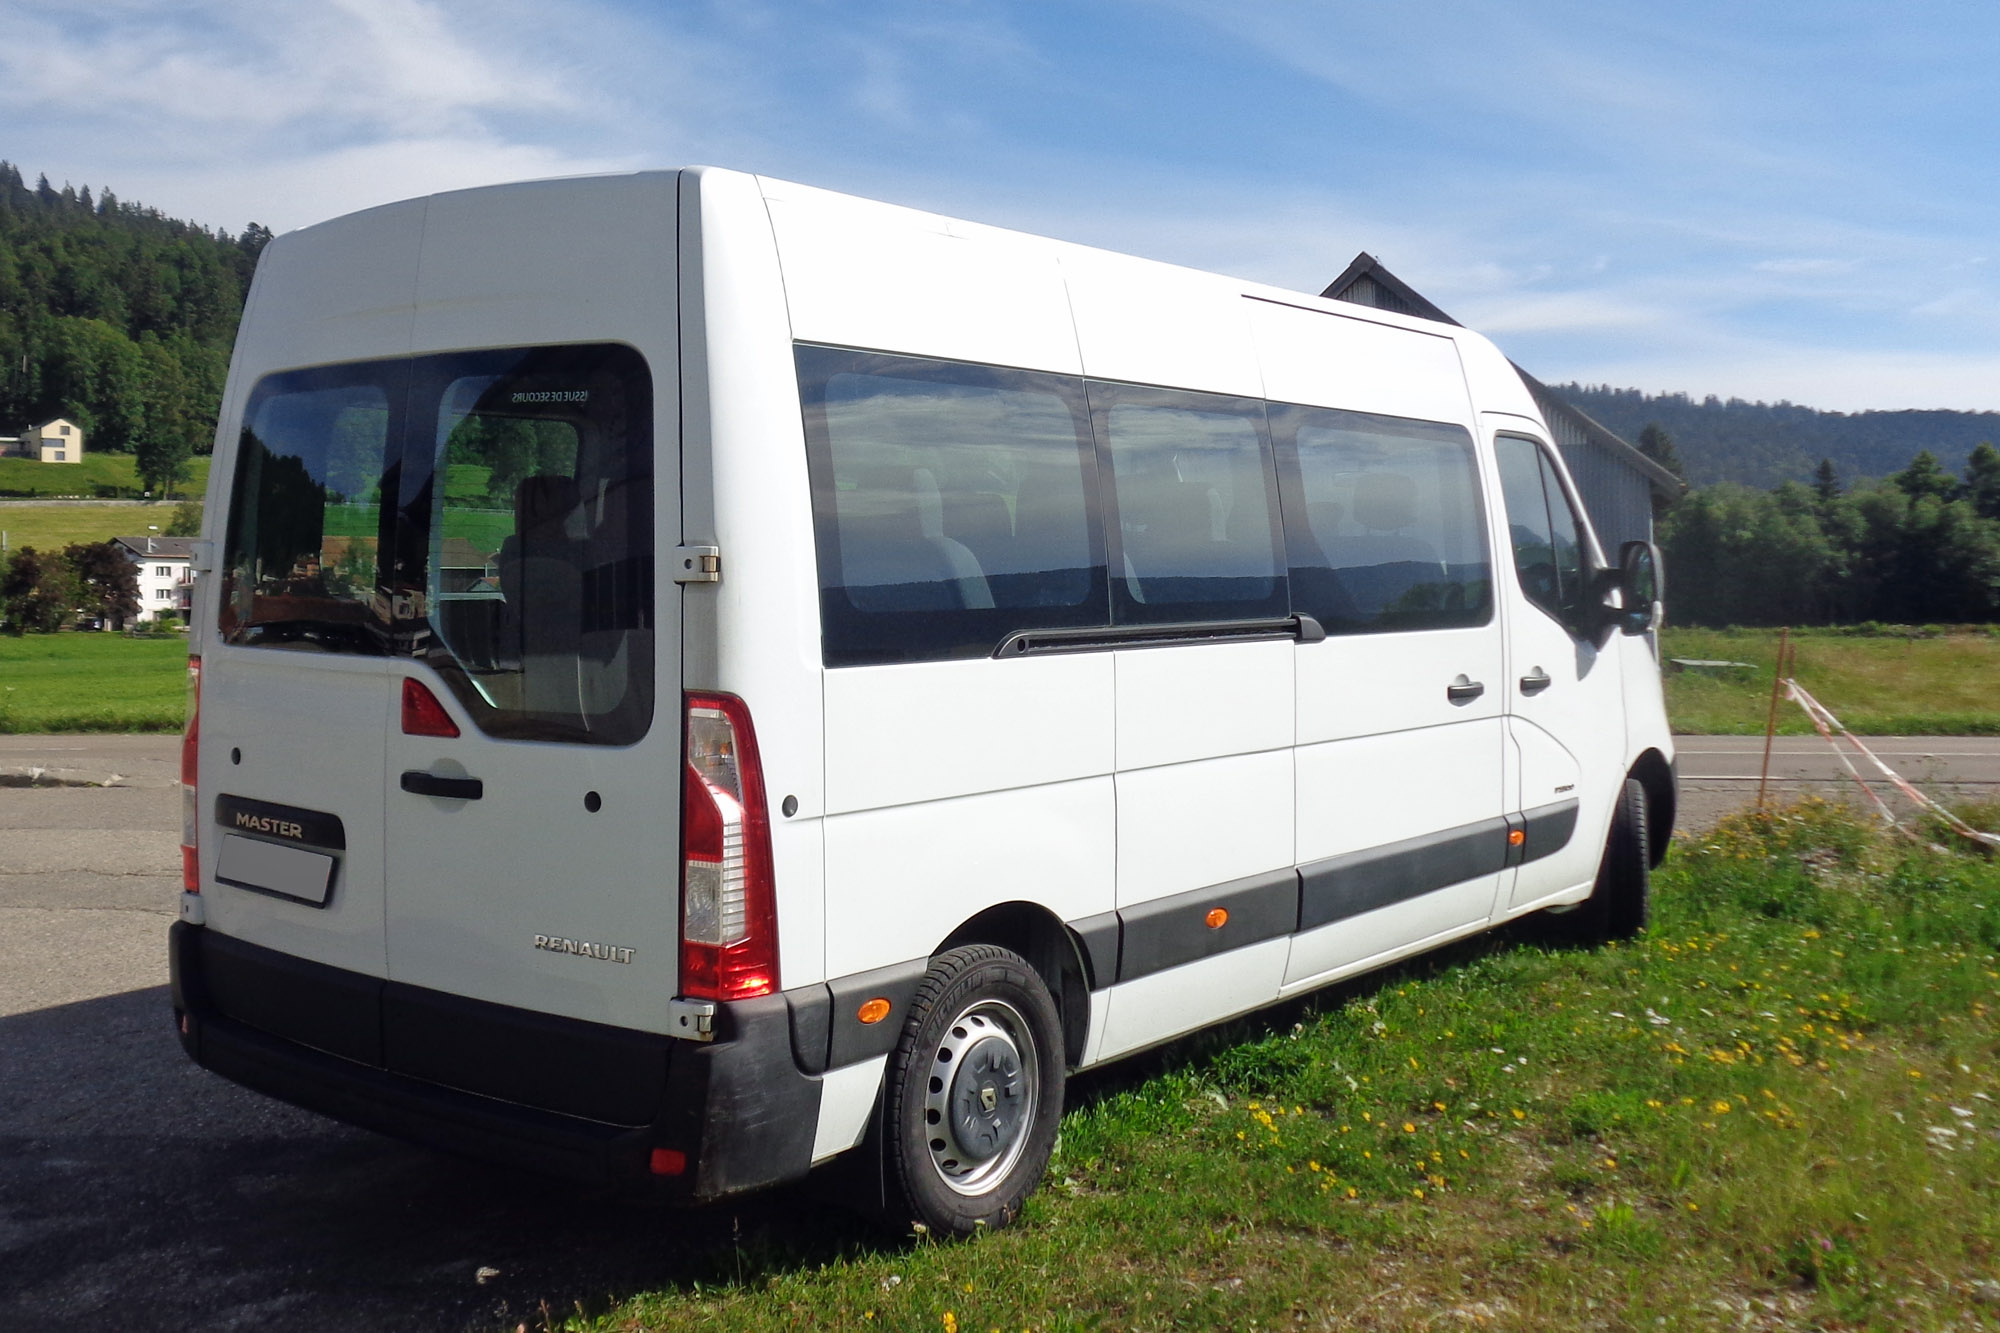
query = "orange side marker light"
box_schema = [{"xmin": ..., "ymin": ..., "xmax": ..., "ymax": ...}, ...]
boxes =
[
  {"xmin": 1205, "ymin": 907, "xmax": 1229, "ymax": 929},
  {"xmin": 857, "ymin": 997, "xmax": 892, "ymax": 1025},
  {"xmin": 1507, "ymin": 829, "xmax": 1526, "ymax": 847}
]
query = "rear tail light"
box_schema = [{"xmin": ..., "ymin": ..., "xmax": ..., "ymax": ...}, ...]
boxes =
[
  {"xmin": 679, "ymin": 692, "xmax": 778, "ymax": 1001},
  {"xmin": 181, "ymin": 655, "xmax": 201, "ymax": 894},
  {"xmin": 401, "ymin": 678, "xmax": 460, "ymax": 738}
]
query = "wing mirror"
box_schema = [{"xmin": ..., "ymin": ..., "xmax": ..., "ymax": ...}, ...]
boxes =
[{"xmin": 1608, "ymin": 540, "xmax": 1662, "ymax": 636}]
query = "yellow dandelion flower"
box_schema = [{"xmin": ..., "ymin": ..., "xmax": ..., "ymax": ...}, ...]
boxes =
[
  {"xmin": 1402, "ymin": 1122, "xmax": 1415, "ymax": 1133},
  {"xmin": 1711, "ymin": 1101, "xmax": 1731, "ymax": 1114}
]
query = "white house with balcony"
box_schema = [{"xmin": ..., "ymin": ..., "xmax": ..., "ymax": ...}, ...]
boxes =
[
  {"xmin": 112, "ymin": 534, "xmax": 196, "ymax": 623},
  {"xmin": 0, "ymin": 418, "xmax": 86, "ymax": 463}
]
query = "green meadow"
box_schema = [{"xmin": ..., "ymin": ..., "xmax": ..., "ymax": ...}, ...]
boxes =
[{"xmin": 567, "ymin": 800, "xmax": 2000, "ymax": 1332}]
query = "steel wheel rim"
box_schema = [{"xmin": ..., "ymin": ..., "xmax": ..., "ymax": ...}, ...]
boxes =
[{"xmin": 921, "ymin": 997, "xmax": 1039, "ymax": 1196}]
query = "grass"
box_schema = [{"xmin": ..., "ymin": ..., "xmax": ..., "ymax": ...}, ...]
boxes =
[
  {"xmin": 0, "ymin": 632, "xmax": 187, "ymax": 732},
  {"xmin": 0, "ymin": 501, "xmax": 200, "ymax": 557},
  {"xmin": 1662, "ymin": 626, "xmax": 2000, "ymax": 736},
  {"xmin": 0, "ymin": 452, "xmax": 210, "ymax": 499},
  {"xmin": 541, "ymin": 801, "xmax": 2000, "ymax": 1332}
]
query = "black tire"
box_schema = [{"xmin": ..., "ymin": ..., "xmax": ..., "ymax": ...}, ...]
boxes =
[
  {"xmin": 1548, "ymin": 776, "xmax": 1651, "ymax": 944},
  {"xmin": 877, "ymin": 944, "xmax": 1065, "ymax": 1236}
]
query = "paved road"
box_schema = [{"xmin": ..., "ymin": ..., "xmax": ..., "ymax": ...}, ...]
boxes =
[
  {"xmin": 1671, "ymin": 734, "xmax": 2000, "ymax": 832},
  {"xmin": 5, "ymin": 732, "xmax": 2000, "ymax": 1328}
]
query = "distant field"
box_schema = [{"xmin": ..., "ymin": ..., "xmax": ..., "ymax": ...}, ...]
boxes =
[
  {"xmin": 0, "ymin": 453, "xmax": 209, "ymax": 499},
  {"xmin": 0, "ymin": 503, "xmax": 198, "ymax": 556},
  {"xmin": 0, "ymin": 633, "xmax": 186, "ymax": 733},
  {"xmin": 1661, "ymin": 627, "xmax": 2000, "ymax": 735}
]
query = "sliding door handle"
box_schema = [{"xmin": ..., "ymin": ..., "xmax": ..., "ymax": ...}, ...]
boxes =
[
  {"xmin": 400, "ymin": 770, "xmax": 484, "ymax": 800},
  {"xmin": 1445, "ymin": 676, "xmax": 1486, "ymax": 704},
  {"xmin": 1520, "ymin": 669, "xmax": 1554, "ymax": 695}
]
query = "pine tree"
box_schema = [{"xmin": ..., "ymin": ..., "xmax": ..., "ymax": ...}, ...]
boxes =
[
  {"xmin": 1964, "ymin": 442, "xmax": 2000, "ymax": 521},
  {"xmin": 1892, "ymin": 450, "xmax": 1957, "ymax": 502},
  {"xmin": 1637, "ymin": 423, "xmax": 1685, "ymax": 481},
  {"xmin": 1814, "ymin": 458, "xmax": 1842, "ymax": 506}
]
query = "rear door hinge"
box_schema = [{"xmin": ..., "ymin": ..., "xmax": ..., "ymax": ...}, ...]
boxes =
[
  {"xmin": 667, "ymin": 997, "xmax": 719, "ymax": 1041},
  {"xmin": 672, "ymin": 545, "xmax": 721, "ymax": 584}
]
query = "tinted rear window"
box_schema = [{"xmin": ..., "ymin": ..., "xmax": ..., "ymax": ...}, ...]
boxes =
[
  {"xmin": 220, "ymin": 344, "xmax": 654, "ymax": 745},
  {"xmin": 222, "ymin": 365, "xmax": 401, "ymax": 653}
]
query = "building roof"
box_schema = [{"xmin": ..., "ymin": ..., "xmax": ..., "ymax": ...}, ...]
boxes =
[
  {"xmin": 112, "ymin": 535, "xmax": 198, "ymax": 560},
  {"xmin": 1320, "ymin": 253, "xmax": 1684, "ymax": 498}
]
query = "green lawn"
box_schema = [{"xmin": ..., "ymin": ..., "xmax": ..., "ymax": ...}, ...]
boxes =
[
  {"xmin": 558, "ymin": 801, "xmax": 2000, "ymax": 1332},
  {"xmin": 0, "ymin": 632, "xmax": 187, "ymax": 732},
  {"xmin": 0, "ymin": 452, "xmax": 209, "ymax": 499},
  {"xmin": 0, "ymin": 502, "xmax": 200, "ymax": 557},
  {"xmin": 1661, "ymin": 626, "xmax": 2000, "ymax": 735}
]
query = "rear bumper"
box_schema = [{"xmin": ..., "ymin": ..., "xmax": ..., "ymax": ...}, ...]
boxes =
[{"xmin": 169, "ymin": 922, "xmax": 822, "ymax": 1199}]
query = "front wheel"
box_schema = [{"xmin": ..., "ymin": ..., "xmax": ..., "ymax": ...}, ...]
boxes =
[
  {"xmin": 878, "ymin": 945, "xmax": 1065, "ymax": 1236},
  {"xmin": 1548, "ymin": 776, "xmax": 1651, "ymax": 944}
]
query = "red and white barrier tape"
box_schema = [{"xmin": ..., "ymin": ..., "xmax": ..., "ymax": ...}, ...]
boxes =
[{"xmin": 1784, "ymin": 679, "xmax": 2000, "ymax": 851}]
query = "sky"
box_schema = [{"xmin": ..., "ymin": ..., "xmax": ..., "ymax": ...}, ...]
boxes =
[{"xmin": 4, "ymin": 0, "xmax": 1998, "ymax": 413}]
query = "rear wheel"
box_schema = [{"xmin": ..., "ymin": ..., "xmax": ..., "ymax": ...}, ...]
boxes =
[
  {"xmin": 878, "ymin": 945, "xmax": 1064, "ymax": 1236},
  {"xmin": 1549, "ymin": 776, "xmax": 1650, "ymax": 943}
]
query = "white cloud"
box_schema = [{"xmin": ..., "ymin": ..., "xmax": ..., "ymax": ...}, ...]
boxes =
[{"xmin": 0, "ymin": 0, "xmax": 705, "ymax": 229}]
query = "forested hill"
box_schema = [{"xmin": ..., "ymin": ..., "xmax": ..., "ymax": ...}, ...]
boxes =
[
  {"xmin": 0, "ymin": 161, "xmax": 268, "ymax": 487},
  {"xmin": 1554, "ymin": 383, "xmax": 2000, "ymax": 490}
]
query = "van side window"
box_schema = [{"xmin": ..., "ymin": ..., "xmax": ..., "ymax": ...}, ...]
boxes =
[
  {"xmin": 1271, "ymin": 405, "xmax": 1491, "ymax": 634},
  {"xmin": 1089, "ymin": 383, "xmax": 1287, "ymax": 625},
  {"xmin": 221, "ymin": 370, "xmax": 400, "ymax": 653},
  {"xmin": 1495, "ymin": 434, "xmax": 1590, "ymax": 631},
  {"xmin": 798, "ymin": 346, "xmax": 1107, "ymax": 667}
]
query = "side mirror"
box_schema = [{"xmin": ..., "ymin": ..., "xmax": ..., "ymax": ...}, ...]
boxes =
[{"xmin": 1611, "ymin": 540, "xmax": 1662, "ymax": 635}]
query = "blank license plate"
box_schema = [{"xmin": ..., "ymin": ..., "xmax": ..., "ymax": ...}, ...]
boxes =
[{"xmin": 215, "ymin": 834, "xmax": 337, "ymax": 907}]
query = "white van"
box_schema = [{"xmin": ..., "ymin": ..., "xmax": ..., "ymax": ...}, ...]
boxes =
[{"xmin": 171, "ymin": 167, "xmax": 1674, "ymax": 1235}]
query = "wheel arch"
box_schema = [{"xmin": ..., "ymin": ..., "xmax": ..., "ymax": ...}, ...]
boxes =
[
  {"xmin": 937, "ymin": 902, "xmax": 1091, "ymax": 1068},
  {"xmin": 1630, "ymin": 748, "xmax": 1676, "ymax": 867}
]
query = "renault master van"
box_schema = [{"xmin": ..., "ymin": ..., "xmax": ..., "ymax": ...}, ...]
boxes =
[{"xmin": 171, "ymin": 167, "xmax": 1674, "ymax": 1235}]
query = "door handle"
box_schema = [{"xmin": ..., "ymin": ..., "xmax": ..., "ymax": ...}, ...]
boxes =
[
  {"xmin": 1520, "ymin": 669, "xmax": 1554, "ymax": 695},
  {"xmin": 1445, "ymin": 675, "xmax": 1485, "ymax": 704},
  {"xmin": 400, "ymin": 770, "xmax": 484, "ymax": 800}
]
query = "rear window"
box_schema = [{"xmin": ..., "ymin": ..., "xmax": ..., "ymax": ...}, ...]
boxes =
[
  {"xmin": 222, "ymin": 366, "xmax": 401, "ymax": 653},
  {"xmin": 798, "ymin": 346, "xmax": 1107, "ymax": 667},
  {"xmin": 220, "ymin": 344, "xmax": 654, "ymax": 744}
]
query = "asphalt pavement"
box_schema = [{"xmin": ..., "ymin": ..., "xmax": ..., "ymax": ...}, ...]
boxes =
[
  {"xmin": 5, "ymin": 731, "xmax": 2000, "ymax": 1328},
  {"xmin": 1670, "ymin": 733, "xmax": 2000, "ymax": 832},
  {"xmin": 0, "ymin": 752, "xmax": 861, "ymax": 1332}
]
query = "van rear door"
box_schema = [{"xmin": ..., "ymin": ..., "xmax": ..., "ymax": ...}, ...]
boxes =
[
  {"xmin": 202, "ymin": 358, "xmax": 407, "ymax": 987},
  {"xmin": 380, "ymin": 342, "xmax": 681, "ymax": 1035}
]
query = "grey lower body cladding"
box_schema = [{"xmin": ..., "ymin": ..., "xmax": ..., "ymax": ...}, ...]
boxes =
[{"xmin": 1073, "ymin": 800, "xmax": 1581, "ymax": 989}]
